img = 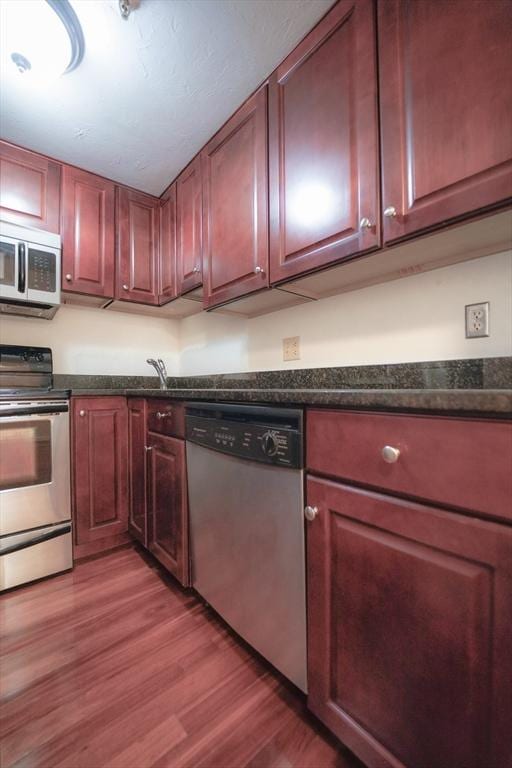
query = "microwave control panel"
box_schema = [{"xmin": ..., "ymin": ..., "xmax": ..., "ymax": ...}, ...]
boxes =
[{"xmin": 28, "ymin": 249, "xmax": 56, "ymax": 292}]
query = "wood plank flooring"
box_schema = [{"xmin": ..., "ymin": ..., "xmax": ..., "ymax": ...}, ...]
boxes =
[{"xmin": 0, "ymin": 547, "xmax": 363, "ymax": 768}]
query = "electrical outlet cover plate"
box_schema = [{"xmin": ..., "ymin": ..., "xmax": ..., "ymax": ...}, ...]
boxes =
[
  {"xmin": 465, "ymin": 302, "xmax": 490, "ymax": 338},
  {"xmin": 283, "ymin": 336, "xmax": 300, "ymax": 361}
]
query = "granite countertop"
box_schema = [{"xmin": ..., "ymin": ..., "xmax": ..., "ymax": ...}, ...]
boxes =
[
  {"xmin": 55, "ymin": 357, "xmax": 512, "ymax": 416},
  {"xmin": 64, "ymin": 385, "xmax": 511, "ymax": 414}
]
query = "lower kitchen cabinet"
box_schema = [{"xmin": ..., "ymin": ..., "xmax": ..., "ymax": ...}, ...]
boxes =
[
  {"xmin": 147, "ymin": 432, "xmax": 189, "ymax": 586},
  {"xmin": 127, "ymin": 399, "xmax": 189, "ymax": 586},
  {"xmin": 127, "ymin": 398, "xmax": 148, "ymax": 546},
  {"xmin": 306, "ymin": 476, "xmax": 512, "ymax": 768},
  {"xmin": 72, "ymin": 397, "xmax": 129, "ymax": 557}
]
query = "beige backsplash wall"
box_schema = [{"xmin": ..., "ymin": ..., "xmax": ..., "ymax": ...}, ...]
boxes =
[
  {"xmin": 179, "ymin": 250, "xmax": 512, "ymax": 375},
  {"xmin": 0, "ymin": 250, "xmax": 510, "ymax": 376},
  {"xmin": 0, "ymin": 304, "xmax": 180, "ymax": 376}
]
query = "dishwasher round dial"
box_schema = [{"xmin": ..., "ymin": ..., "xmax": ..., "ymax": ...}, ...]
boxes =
[{"xmin": 261, "ymin": 431, "xmax": 278, "ymax": 457}]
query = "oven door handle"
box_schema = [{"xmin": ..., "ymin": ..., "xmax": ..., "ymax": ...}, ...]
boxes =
[
  {"xmin": 0, "ymin": 523, "xmax": 71, "ymax": 557},
  {"xmin": 18, "ymin": 242, "xmax": 26, "ymax": 294},
  {"xmin": 0, "ymin": 403, "xmax": 69, "ymax": 418}
]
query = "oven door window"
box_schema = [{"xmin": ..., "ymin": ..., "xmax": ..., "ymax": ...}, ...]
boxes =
[{"xmin": 0, "ymin": 420, "xmax": 52, "ymax": 491}]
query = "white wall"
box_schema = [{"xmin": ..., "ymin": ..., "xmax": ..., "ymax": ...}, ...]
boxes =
[
  {"xmin": 0, "ymin": 304, "xmax": 180, "ymax": 376},
  {"xmin": 179, "ymin": 250, "xmax": 512, "ymax": 375},
  {"xmin": 1, "ymin": 250, "xmax": 510, "ymax": 377}
]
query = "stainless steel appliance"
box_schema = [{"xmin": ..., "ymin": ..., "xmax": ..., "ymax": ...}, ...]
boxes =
[
  {"xmin": 0, "ymin": 221, "xmax": 61, "ymax": 319},
  {"xmin": 0, "ymin": 345, "xmax": 71, "ymax": 591},
  {"xmin": 186, "ymin": 402, "xmax": 307, "ymax": 692}
]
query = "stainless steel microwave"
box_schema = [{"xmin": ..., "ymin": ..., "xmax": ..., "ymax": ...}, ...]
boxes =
[{"xmin": 0, "ymin": 221, "xmax": 61, "ymax": 319}]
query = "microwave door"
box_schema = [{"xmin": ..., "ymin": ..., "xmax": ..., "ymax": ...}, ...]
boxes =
[
  {"xmin": 26, "ymin": 243, "xmax": 60, "ymax": 305},
  {"xmin": 0, "ymin": 235, "xmax": 26, "ymax": 301}
]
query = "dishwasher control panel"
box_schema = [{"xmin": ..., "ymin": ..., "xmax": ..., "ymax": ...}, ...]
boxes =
[{"xmin": 186, "ymin": 403, "xmax": 303, "ymax": 468}]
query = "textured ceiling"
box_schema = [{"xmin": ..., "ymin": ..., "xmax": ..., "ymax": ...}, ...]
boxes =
[{"xmin": 0, "ymin": 0, "xmax": 334, "ymax": 195}]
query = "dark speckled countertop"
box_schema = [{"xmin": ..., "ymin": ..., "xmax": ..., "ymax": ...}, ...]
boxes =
[{"xmin": 53, "ymin": 357, "xmax": 512, "ymax": 415}]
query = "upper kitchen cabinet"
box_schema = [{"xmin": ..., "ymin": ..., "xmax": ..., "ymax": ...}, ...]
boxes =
[
  {"xmin": 61, "ymin": 165, "xmax": 115, "ymax": 299},
  {"xmin": 176, "ymin": 155, "xmax": 202, "ymax": 295},
  {"xmin": 202, "ymin": 85, "xmax": 269, "ymax": 309},
  {"xmin": 159, "ymin": 183, "xmax": 177, "ymax": 303},
  {"xmin": 0, "ymin": 140, "xmax": 61, "ymax": 233},
  {"xmin": 116, "ymin": 186, "xmax": 160, "ymax": 305},
  {"xmin": 379, "ymin": 0, "xmax": 512, "ymax": 243},
  {"xmin": 268, "ymin": 0, "xmax": 379, "ymax": 284}
]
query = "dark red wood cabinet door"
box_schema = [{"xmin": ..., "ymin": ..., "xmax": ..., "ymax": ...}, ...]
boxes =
[
  {"xmin": 379, "ymin": 0, "xmax": 512, "ymax": 243},
  {"xmin": 306, "ymin": 476, "xmax": 512, "ymax": 768},
  {"xmin": 202, "ymin": 85, "xmax": 269, "ymax": 308},
  {"xmin": 72, "ymin": 398, "xmax": 128, "ymax": 545},
  {"xmin": 159, "ymin": 183, "xmax": 177, "ymax": 303},
  {"xmin": 128, "ymin": 399, "xmax": 147, "ymax": 546},
  {"xmin": 0, "ymin": 140, "xmax": 61, "ymax": 233},
  {"xmin": 147, "ymin": 433, "xmax": 189, "ymax": 586},
  {"xmin": 61, "ymin": 165, "xmax": 115, "ymax": 298},
  {"xmin": 269, "ymin": 0, "xmax": 379, "ymax": 284},
  {"xmin": 176, "ymin": 156, "xmax": 202, "ymax": 295},
  {"xmin": 116, "ymin": 187, "xmax": 159, "ymax": 304}
]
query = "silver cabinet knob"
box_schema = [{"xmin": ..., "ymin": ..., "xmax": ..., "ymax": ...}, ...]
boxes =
[
  {"xmin": 156, "ymin": 411, "xmax": 170, "ymax": 419},
  {"xmin": 359, "ymin": 217, "xmax": 373, "ymax": 229},
  {"xmin": 65, "ymin": 273, "xmax": 72, "ymax": 282},
  {"xmin": 144, "ymin": 445, "xmax": 153, "ymax": 452},
  {"xmin": 79, "ymin": 410, "xmax": 85, "ymax": 417},
  {"xmin": 255, "ymin": 266, "xmax": 264, "ymax": 274},
  {"xmin": 384, "ymin": 206, "xmax": 397, "ymax": 218},
  {"xmin": 122, "ymin": 284, "xmax": 129, "ymax": 291},
  {"xmin": 304, "ymin": 505, "xmax": 318, "ymax": 522},
  {"xmin": 192, "ymin": 266, "xmax": 200, "ymax": 273},
  {"xmin": 381, "ymin": 445, "xmax": 400, "ymax": 463}
]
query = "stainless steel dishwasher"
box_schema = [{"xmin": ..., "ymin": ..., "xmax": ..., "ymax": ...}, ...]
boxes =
[{"xmin": 186, "ymin": 402, "xmax": 307, "ymax": 692}]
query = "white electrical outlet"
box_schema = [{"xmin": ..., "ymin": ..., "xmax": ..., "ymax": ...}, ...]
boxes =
[
  {"xmin": 283, "ymin": 336, "xmax": 300, "ymax": 361},
  {"xmin": 465, "ymin": 302, "xmax": 490, "ymax": 338}
]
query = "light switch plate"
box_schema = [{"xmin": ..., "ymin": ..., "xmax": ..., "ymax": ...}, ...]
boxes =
[
  {"xmin": 283, "ymin": 336, "xmax": 300, "ymax": 361},
  {"xmin": 465, "ymin": 302, "xmax": 490, "ymax": 338}
]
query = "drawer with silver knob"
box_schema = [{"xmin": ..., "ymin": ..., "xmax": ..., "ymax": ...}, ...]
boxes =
[
  {"xmin": 146, "ymin": 399, "xmax": 185, "ymax": 438},
  {"xmin": 306, "ymin": 409, "xmax": 512, "ymax": 522}
]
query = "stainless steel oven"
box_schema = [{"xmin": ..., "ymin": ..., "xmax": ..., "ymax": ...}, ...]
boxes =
[
  {"xmin": 0, "ymin": 220, "xmax": 61, "ymax": 319},
  {"xmin": 0, "ymin": 346, "xmax": 71, "ymax": 591}
]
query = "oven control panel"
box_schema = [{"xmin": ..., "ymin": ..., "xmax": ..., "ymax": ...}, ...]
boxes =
[{"xmin": 186, "ymin": 408, "xmax": 303, "ymax": 469}]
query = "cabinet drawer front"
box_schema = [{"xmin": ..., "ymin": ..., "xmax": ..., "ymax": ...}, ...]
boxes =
[
  {"xmin": 146, "ymin": 400, "xmax": 184, "ymax": 438},
  {"xmin": 307, "ymin": 409, "xmax": 512, "ymax": 520}
]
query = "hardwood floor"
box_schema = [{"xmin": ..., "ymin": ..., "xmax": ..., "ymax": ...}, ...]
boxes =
[{"xmin": 0, "ymin": 547, "xmax": 362, "ymax": 768}]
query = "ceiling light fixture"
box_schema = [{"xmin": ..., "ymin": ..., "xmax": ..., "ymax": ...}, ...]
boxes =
[{"xmin": 0, "ymin": 0, "xmax": 84, "ymax": 80}]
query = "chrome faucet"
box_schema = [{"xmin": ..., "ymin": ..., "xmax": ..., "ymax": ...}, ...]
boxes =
[{"xmin": 147, "ymin": 358, "xmax": 168, "ymax": 390}]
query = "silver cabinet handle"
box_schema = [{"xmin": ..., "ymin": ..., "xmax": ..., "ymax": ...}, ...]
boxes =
[
  {"xmin": 79, "ymin": 410, "xmax": 85, "ymax": 417},
  {"xmin": 359, "ymin": 217, "xmax": 373, "ymax": 229},
  {"xmin": 144, "ymin": 445, "xmax": 153, "ymax": 452},
  {"xmin": 384, "ymin": 206, "xmax": 397, "ymax": 218},
  {"xmin": 381, "ymin": 445, "xmax": 400, "ymax": 463},
  {"xmin": 304, "ymin": 505, "xmax": 318, "ymax": 522},
  {"xmin": 156, "ymin": 411, "xmax": 170, "ymax": 419},
  {"xmin": 255, "ymin": 266, "xmax": 264, "ymax": 274},
  {"xmin": 192, "ymin": 266, "xmax": 200, "ymax": 273},
  {"xmin": 122, "ymin": 284, "xmax": 129, "ymax": 291},
  {"xmin": 65, "ymin": 273, "xmax": 72, "ymax": 282}
]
